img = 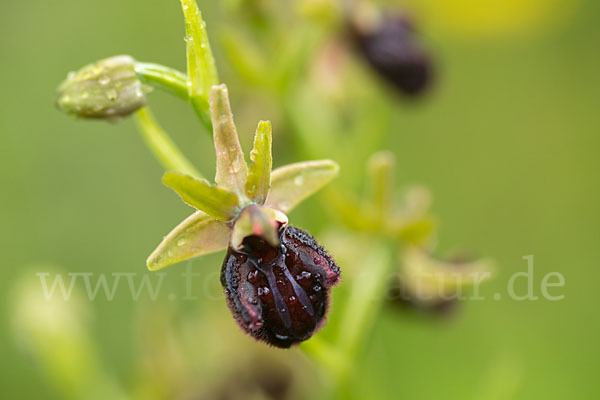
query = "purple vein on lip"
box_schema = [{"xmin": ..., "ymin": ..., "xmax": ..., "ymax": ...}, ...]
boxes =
[
  {"xmin": 263, "ymin": 266, "xmax": 292, "ymax": 329},
  {"xmin": 283, "ymin": 267, "xmax": 314, "ymax": 317}
]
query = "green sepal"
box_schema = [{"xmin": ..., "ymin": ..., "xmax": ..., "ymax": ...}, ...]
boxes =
[
  {"xmin": 402, "ymin": 247, "xmax": 495, "ymax": 293},
  {"xmin": 209, "ymin": 84, "xmax": 249, "ymax": 198},
  {"xmin": 147, "ymin": 211, "xmax": 230, "ymax": 270},
  {"xmin": 367, "ymin": 151, "xmax": 395, "ymax": 222},
  {"xmin": 390, "ymin": 186, "xmax": 436, "ymax": 245},
  {"xmin": 246, "ymin": 121, "xmax": 272, "ymax": 204},
  {"xmin": 392, "ymin": 216, "xmax": 437, "ymax": 246},
  {"xmin": 163, "ymin": 171, "xmax": 239, "ymax": 221},
  {"xmin": 326, "ymin": 188, "xmax": 374, "ymax": 231},
  {"xmin": 219, "ymin": 27, "xmax": 266, "ymax": 86},
  {"xmin": 265, "ymin": 160, "xmax": 339, "ymax": 213}
]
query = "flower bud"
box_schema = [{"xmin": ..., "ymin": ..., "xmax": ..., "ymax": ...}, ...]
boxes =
[
  {"xmin": 350, "ymin": 12, "xmax": 433, "ymax": 96},
  {"xmin": 56, "ymin": 55, "xmax": 150, "ymax": 120},
  {"xmin": 221, "ymin": 225, "xmax": 341, "ymax": 348}
]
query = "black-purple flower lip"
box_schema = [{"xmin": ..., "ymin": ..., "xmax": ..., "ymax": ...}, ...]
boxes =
[{"xmin": 221, "ymin": 225, "xmax": 340, "ymax": 348}]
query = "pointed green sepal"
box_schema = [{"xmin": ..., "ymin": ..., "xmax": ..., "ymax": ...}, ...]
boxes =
[
  {"xmin": 402, "ymin": 247, "xmax": 495, "ymax": 294},
  {"xmin": 231, "ymin": 205, "xmax": 288, "ymax": 250},
  {"xmin": 210, "ymin": 84, "xmax": 249, "ymax": 198},
  {"xmin": 391, "ymin": 186, "xmax": 436, "ymax": 245},
  {"xmin": 367, "ymin": 151, "xmax": 395, "ymax": 221},
  {"xmin": 163, "ymin": 171, "xmax": 239, "ymax": 221},
  {"xmin": 393, "ymin": 216, "xmax": 437, "ymax": 246},
  {"xmin": 180, "ymin": 0, "xmax": 219, "ymax": 100},
  {"xmin": 265, "ymin": 160, "xmax": 339, "ymax": 213},
  {"xmin": 219, "ymin": 27, "xmax": 267, "ymax": 86},
  {"xmin": 246, "ymin": 121, "xmax": 272, "ymax": 204},
  {"xmin": 147, "ymin": 211, "xmax": 230, "ymax": 270}
]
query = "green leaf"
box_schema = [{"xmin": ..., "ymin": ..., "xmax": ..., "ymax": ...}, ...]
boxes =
[
  {"xmin": 265, "ymin": 160, "xmax": 339, "ymax": 213},
  {"xmin": 180, "ymin": 0, "xmax": 219, "ymax": 100},
  {"xmin": 163, "ymin": 171, "xmax": 239, "ymax": 220},
  {"xmin": 147, "ymin": 211, "xmax": 230, "ymax": 270},
  {"xmin": 246, "ymin": 121, "xmax": 272, "ymax": 204},
  {"xmin": 209, "ymin": 85, "xmax": 249, "ymax": 198}
]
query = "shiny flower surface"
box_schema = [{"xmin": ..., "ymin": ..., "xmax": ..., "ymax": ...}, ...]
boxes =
[{"xmin": 222, "ymin": 225, "xmax": 340, "ymax": 348}]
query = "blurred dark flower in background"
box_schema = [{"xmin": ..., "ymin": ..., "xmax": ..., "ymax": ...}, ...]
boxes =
[{"xmin": 350, "ymin": 9, "xmax": 433, "ymax": 96}]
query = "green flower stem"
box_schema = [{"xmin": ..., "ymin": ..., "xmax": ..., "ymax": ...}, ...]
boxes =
[
  {"xmin": 135, "ymin": 62, "xmax": 189, "ymax": 100},
  {"xmin": 333, "ymin": 242, "xmax": 392, "ymax": 400},
  {"xmin": 301, "ymin": 335, "xmax": 349, "ymax": 382},
  {"xmin": 337, "ymin": 241, "xmax": 393, "ymax": 357},
  {"xmin": 134, "ymin": 107, "xmax": 203, "ymax": 178},
  {"xmin": 133, "ymin": 62, "xmax": 213, "ymax": 133},
  {"xmin": 190, "ymin": 96, "xmax": 213, "ymax": 134},
  {"xmin": 303, "ymin": 241, "xmax": 394, "ymax": 399}
]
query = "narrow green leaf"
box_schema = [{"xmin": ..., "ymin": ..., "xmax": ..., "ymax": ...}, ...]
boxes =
[
  {"xmin": 163, "ymin": 171, "xmax": 239, "ymax": 220},
  {"xmin": 265, "ymin": 160, "xmax": 339, "ymax": 213},
  {"xmin": 147, "ymin": 211, "xmax": 230, "ymax": 270},
  {"xmin": 180, "ymin": 0, "xmax": 219, "ymax": 100},
  {"xmin": 209, "ymin": 84, "xmax": 248, "ymax": 197},
  {"xmin": 246, "ymin": 121, "xmax": 272, "ymax": 204}
]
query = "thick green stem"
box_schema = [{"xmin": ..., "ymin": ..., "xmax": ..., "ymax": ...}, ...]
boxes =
[
  {"xmin": 135, "ymin": 62, "xmax": 189, "ymax": 100},
  {"xmin": 333, "ymin": 242, "xmax": 393, "ymax": 399},
  {"xmin": 302, "ymin": 241, "xmax": 394, "ymax": 399},
  {"xmin": 190, "ymin": 96, "xmax": 213, "ymax": 133},
  {"xmin": 338, "ymin": 242, "xmax": 392, "ymax": 356},
  {"xmin": 300, "ymin": 336, "xmax": 349, "ymax": 382},
  {"xmin": 134, "ymin": 62, "xmax": 213, "ymax": 133},
  {"xmin": 134, "ymin": 107, "xmax": 203, "ymax": 178}
]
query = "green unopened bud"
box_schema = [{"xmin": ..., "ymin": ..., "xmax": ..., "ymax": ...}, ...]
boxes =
[{"xmin": 56, "ymin": 55, "xmax": 151, "ymax": 120}]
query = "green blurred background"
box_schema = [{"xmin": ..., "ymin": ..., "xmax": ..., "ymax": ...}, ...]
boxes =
[{"xmin": 1, "ymin": 0, "xmax": 599, "ymax": 398}]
